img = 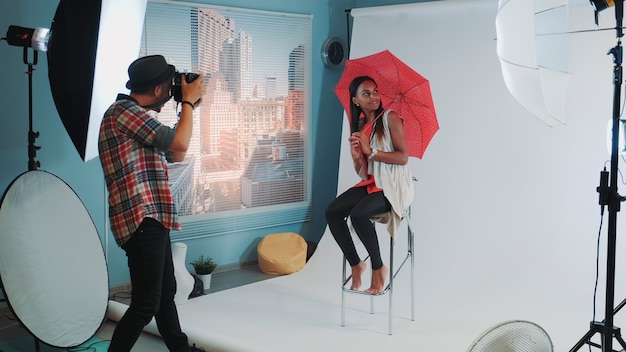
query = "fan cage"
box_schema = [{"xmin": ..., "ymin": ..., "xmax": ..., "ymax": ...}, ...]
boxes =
[{"xmin": 467, "ymin": 320, "xmax": 554, "ymax": 352}]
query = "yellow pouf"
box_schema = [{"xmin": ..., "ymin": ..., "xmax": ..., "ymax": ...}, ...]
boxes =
[{"xmin": 257, "ymin": 232, "xmax": 307, "ymax": 275}]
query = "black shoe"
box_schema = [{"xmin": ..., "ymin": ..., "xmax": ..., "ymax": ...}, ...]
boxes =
[{"xmin": 189, "ymin": 344, "xmax": 205, "ymax": 352}]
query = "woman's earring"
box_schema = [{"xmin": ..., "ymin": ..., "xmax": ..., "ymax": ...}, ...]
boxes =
[{"xmin": 356, "ymin": 103, "xmax": 359, "ymax": 107}]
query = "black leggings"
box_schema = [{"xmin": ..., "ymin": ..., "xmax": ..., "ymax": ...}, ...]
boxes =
[{"xmin": 325, "ymin": 186, "xmax": 391, "ymax": 270}]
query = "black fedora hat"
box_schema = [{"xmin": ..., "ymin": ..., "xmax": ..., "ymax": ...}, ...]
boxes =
[{"xmin": 126, "ymin": 55, "xmax": 175, "ymax": 91}]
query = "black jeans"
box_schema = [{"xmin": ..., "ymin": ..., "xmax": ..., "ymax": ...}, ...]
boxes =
[
  {"xmin": 325, "ymin": 187, "xmax": 391, "ymax": 270},
  {"xmin": 108, "ymin": 217, "xmax": 189, "ymax": 352}
]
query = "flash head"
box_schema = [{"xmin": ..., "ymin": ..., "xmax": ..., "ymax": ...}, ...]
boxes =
[{"xmin": 6, "ymin": 25, "xmax": 50, "ymax": 52}]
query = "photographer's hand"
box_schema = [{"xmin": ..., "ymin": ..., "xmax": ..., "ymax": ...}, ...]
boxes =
[
  {"xmin": 181, "ymin": 73, "xmax": 205, "ymax": 105},
  {"xmin": 170, "ymin": 74, "xmax": 204, "ymax": 161}
]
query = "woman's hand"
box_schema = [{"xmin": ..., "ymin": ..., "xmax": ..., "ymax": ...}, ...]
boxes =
[
  {"xmin": 350, "ymin": 132, "xmax": 372, "ymax": 157},
  {"xmin": 349, "ymin": 133, "xmax": 363, "ymax": 159}
]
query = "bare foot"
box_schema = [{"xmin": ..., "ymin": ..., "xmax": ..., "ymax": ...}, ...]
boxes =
[
  {"xmin": 350, "ymin": 261, "xmax": 367, "ymax": 290},
  {"xmin": 365, "ymin": 265, "xmax": 388, "ymax": 294}
]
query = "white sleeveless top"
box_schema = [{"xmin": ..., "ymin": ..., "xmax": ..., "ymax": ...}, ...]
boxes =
[{"xmin": 368, "ymin": 109, "xmax": 414, "ymax": 237}]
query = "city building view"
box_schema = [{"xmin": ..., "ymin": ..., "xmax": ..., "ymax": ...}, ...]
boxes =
[{"xmin": 142, "ymin": 5, "xmax": 310, "ymax": 217}]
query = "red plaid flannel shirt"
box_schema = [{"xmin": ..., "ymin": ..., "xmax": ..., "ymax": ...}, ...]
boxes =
[{"xmin": 98, "ymin": 95, "xmax": 182, "ymax": 246}]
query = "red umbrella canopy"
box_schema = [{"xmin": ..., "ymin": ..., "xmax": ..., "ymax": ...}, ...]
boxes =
[{"xmin": 334, "ymin": 50, "xmax": 439, "ymax": 159}]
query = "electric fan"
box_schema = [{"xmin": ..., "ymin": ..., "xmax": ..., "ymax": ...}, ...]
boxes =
[{"xmin": 467, "ymin": 320, "xmax": 554, "ymax": 352}]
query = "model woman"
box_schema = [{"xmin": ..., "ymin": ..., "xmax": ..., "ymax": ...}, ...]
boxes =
[{"xmin": 326, "ymin": 75, "xmax": 414, "ymax": 294}]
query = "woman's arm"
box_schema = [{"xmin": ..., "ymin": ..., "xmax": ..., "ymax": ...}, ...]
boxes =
[
  {"xmin": 350, "ymin": 134, "xmax": 369, "ymax": 180},
  {"xmin": 362, "ymin": 111, "xmax": 409, "ymax": 165},
  {"xmin": 353, "ymin": 153, "xmax": 369, "ymax": 180}
]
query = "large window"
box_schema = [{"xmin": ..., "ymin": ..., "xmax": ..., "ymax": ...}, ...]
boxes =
[{"xmin": 141, "ymin": 1, "xmax": 312, "ymax": 238}]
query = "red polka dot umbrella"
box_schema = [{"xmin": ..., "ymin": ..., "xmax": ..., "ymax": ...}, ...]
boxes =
[{"xmin": 334, "ymin": 50, "xmax": 439, "ymax": 159}]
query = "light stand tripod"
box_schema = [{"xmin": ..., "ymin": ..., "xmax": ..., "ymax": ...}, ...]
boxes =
[
  {"xmin": 24, "ymin": 46, "xmax": 40, "ymax": 171},
  {"xmin": 3, "ymin": 45, "xmax": 43, "ymax": 352},
  {"xmin": 571, "ymin": 1, "xmax": 626, "ymax": 351}
]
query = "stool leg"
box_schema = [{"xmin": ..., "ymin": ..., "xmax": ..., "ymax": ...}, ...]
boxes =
[
  {"xmin": 389, "ymin": 235, "xmax": 394, "ymax": 335},
  {"xmin": 409, "ymin": 218, "xmax": 415, "ymax": 321},
  {"xmin": 341, "ymin": 256, "xmax": 346, "ymax": 327}
]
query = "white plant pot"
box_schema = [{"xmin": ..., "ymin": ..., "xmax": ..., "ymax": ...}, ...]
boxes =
[{"xmin": 198, "ymin": 273, "xmax": 212, "ymax": 292}]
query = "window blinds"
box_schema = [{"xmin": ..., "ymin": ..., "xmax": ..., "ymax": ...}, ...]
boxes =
[{"xmin": 142, "ymin": 1, "xmax": 312, "ymax": 238}]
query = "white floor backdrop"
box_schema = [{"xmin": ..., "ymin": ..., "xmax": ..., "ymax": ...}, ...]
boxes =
[{"xmin": 109, "ymin": 0, "xmax": 626, "ymax": 350}]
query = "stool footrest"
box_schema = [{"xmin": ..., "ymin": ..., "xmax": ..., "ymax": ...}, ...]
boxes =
[
  {"xmin": 341, "ymin": 286, "xmax": 388, "ymax": 296},
  {"xmin": 341, "ymin": 251, "xmax": 412, "ymax": 297}
]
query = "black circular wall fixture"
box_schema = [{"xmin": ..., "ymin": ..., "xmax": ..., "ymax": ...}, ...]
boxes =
[{"xmin": 321, "ymin": 36, "xmax": 346, "ymax": 69}]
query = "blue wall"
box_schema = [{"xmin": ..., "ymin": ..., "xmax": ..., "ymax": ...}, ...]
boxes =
[{"xmin": 0, "ymin": 0, "xmax": 425, "ymax": 287}]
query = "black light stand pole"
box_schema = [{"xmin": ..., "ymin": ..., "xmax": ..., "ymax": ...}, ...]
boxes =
[
  {"xmin": 604, "ymin": 2, "xmax": 625, "ymax": 350},
  {"xmin": 571, "ymin": 1, "xmax": 626, "ymax": 351},
  {"xmin": 603, "ymin": 13, "xmax": 623, "ymax": 349},
  {"xmin": 22, "ymin": 45, "xmax": 42, "ymax": 352},
  {"xmin": 24, "ymin": 46, "xmax": 40, "ymax": 171}
]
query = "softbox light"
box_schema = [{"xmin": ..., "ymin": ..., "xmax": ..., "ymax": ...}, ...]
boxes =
[
  {"xmin": 495, "ymin": 0, "xmax": 571, "ymax": 126},
  {"xmin": 47, "ymin": 0, "xmax": 147, "ymax": 162}
]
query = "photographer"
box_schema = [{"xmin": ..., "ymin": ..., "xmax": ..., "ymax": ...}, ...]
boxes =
[{"xmin": 98, "ymin": 55, "xmax": 205, "ymax": 352}]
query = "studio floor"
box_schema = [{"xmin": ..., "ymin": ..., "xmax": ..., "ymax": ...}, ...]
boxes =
[
  {"xmin": 0, "ymin": 229, "xmax": 433, "ymax": 352},
  {"xmin": 0, "ymin": 264, "xmax": 275, "ymax": 352},
  {"xmin": 0, "ymin": 227, "xmax": 609, "ymax": 351}
]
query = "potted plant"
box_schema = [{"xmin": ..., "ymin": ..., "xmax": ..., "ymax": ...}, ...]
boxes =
[{"xmin": 190, "ymin": 255, "xmax": 217, "ymax": 292}]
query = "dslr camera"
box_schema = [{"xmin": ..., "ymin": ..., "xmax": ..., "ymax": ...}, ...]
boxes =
[{"xmin": 172, "ymin": 71, "xmax": 200, "ymax": 102}]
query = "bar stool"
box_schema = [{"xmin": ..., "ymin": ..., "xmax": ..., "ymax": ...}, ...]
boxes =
[{"xmin": 340, "ymin": 206, "xmax": 415, "ymax": 335}]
